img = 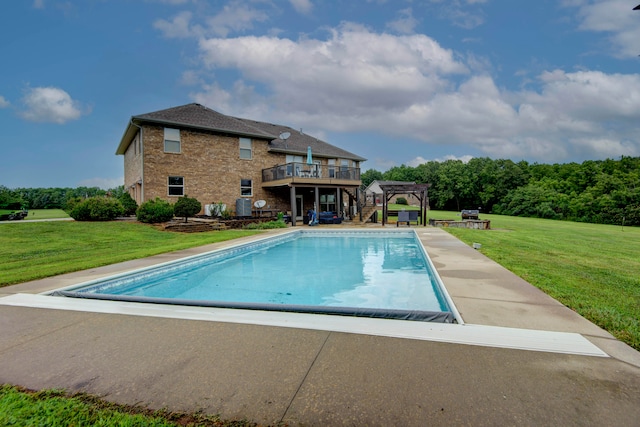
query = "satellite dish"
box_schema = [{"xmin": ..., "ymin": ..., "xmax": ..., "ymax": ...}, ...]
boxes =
[
  {"xmin": 279, "ymin": 131, "xmax": 291, "ymax": 140},
  {"xmin": 254, "ymin": 200, "xmax": 266, "ymax": 208}
]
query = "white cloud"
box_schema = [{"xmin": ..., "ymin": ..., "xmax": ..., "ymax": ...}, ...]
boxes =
[
  {"xmin": 154, "ymin": 11, "xmax": 198, "ymax": 38},
  {"xmin": 289, "ymin": 0, "xmax": 313, "ymax": 15},
  {"xmin": 0, "ymin": 96, "xmax": 9, "ymax": 108},
  {"xmin": 78, "ymin": 177, "xmax": 123, "ymax": 190},
  {"xmin": 407, "ymin": 154, "xmax": 473, "ymax": 167},
  {"xmin": 571, "ymin": 0, "xmax": 640, "ymax": 58},
  {"xmin": 33, "ymin": 0, "xmax": 44, "ymax": 9},
  {"xmin": 20, "ymin": 86, "xmax": 87, "ymax": 124},
  {"xmin": 185, "ymin": 20, "xmax": 639, "ymax": 163},
  {"xmin": 206, "ymin": 2, "xmax": 270, "ymax": 37},
  {"xmin": 197, "ymin": 24, "xmax": 467, "ymax": 118},
  {"xmin": 386, "ymin": 8, "xmax": 418, "ymax": 34}
]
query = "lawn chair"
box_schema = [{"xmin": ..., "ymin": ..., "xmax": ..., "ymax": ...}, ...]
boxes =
[{"xmin": 397, "ymin": 211, "xmax": 410, "ymax": 227}]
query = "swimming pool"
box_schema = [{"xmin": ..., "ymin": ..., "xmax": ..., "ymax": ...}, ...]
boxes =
[{"xmin": 52, "ymin": 229, "xmax": 461, "ymax": 323}]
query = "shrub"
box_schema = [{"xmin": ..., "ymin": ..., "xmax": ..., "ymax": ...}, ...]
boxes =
[
  {"xmin": 64, "ymin": 197, "xmax": 84, "ymax": 213},
  {"xmin": 243, "ymin": 220, "xmax": 288, "ymax": 229},
  {"xmin": 174, "ymin": 195, "xmax": 201, "ymax": 222},
  {"xmin": 69, "ymin": 196, "xmax": 124, "ymax": 221},
  {"xmin": 396, "ymin": 197, "xmax": 408, "ymax": 205},
  {"xmin": 118, "ymin": 192, "xmax": 138, "ymax": 216},
  {"xmin": 136, "ymin": 198, "xmax": 174, "ymax": 223}
]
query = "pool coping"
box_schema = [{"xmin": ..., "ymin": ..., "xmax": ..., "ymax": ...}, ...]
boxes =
[{"xmin": 0, "ymin": 226, "xmax": 628, "ymax": 360}]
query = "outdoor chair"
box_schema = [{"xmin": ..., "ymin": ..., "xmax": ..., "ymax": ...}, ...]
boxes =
[{"xmin": 397, "ymin": 211, "xmax": 410, "ymax": 227}]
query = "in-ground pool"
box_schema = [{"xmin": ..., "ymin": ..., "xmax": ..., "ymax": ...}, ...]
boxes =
[{"xmin": 52, "ymin": 229, "xmax": 460, "ymax": 323}]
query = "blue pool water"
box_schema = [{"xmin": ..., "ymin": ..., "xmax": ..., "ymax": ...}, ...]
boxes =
[{"xmin": 56, "ymin": 230, "xmax": 456, "ymax": 322}]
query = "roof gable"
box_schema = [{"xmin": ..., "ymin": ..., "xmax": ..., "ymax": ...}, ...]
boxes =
[{"xmin": 116, "ymin": 103, "xmax": 366, "ymax": 161}]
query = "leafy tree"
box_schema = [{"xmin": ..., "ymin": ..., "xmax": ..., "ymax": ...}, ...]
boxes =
[
  {"xmin": 173, "ymin": 195, "xmax": 202, "ymax": 222},
  {"xmin": 0, "ymin": 186, "xmax": 25, "ymax": 210},
  {"xmin": 360, "ymin": 169, "xmax": 383, "ymax": 188},
  {"xmin": 118, "ymin": 192, "xmax": 138, "ymax": 216}
]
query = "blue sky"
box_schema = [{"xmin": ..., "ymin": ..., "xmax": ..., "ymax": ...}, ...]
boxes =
[{"xmin": 1, "ymin": 0, "xmax": 639, "ymax": 189}]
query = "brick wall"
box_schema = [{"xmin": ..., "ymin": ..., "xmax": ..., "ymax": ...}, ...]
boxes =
[
  {"xmin": 140, "ymin": 125, "xmax": 288, "ymax": 215},
  {"xmin": 123, "ymin": 132, "xmax": 143, "ymax": 205}
]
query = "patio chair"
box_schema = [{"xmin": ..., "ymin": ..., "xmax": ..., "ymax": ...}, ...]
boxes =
[{"xmin": 397, "ymin": 211, "xmax": 410, "ymax": 227}]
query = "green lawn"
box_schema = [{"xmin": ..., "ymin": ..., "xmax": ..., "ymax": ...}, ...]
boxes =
[
  {"xmin": 0, "ymin": 209, "xmax": 69, "ymax": 220},
  {"xmin": 0, "ymin": 385, "xmax": 260, "ymax": 427},
  {"xmin": 23, "ymin": 209, "xmax": 70, "ymax": 220},
  {"xmin": 0, "ymin": 221, "xmax": 261, "ymax": 286},
  {"xmin": 428, "ymin": 210, "xmax": 640, "ymax": 350}
]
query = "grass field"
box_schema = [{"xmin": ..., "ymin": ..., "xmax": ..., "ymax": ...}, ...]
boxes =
[
  {"xmin": 0, "ymin": 214, "xmax": 638, "ymax": 425},
  {"xmin": 0, "ymin": 385, "xmax": 258, "ymax": 427},
  {"xmin": 0, "ymin": 209, "xmax": 70, "ymax": 220},
  {"xmin": 428, "ymin": 210, "xmax": 640, "ymax": 350},
  {"xmin": 0, "ymin": 221, "xmax": 261, "ymax": 286}
]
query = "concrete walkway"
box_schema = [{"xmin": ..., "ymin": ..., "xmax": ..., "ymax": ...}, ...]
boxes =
[{"xmin": 0, "ymin": 227, "xmax": 639, "ymax": 426}]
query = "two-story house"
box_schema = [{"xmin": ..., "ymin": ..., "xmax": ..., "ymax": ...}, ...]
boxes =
[{"xmin": 116, "ymin": 103, "xmax": 366, "ymax": 225}]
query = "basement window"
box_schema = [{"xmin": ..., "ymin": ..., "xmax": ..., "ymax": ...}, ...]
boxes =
[
  {"xmin": 240, "ymin": 179, "xmax": 253, "ymax": 197},
  {"xmin": 168, "ymin": 176, "xmax": 184, "ymax": 196}
]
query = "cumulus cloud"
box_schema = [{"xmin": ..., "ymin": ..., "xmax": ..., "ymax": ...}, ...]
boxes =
[
  {"xmin": 407, "ymin": 154, "xmax": 473, "ymax": 167},
  {"xmin": 0, "ymin": 96, "xmax": 9, "ymax": 108},
  {"xmin": 386, "ymin": 8, "xmax": 419, "ymax": 34},
  {"xmin": 570, "ymin": 0, "xmax": 640, "ymax": 58},
  {"xmin": 155, "ymin": 2, "xmax": 270, "ymax": 38},
  {"xmin": 182, "ymin": 18, "xmax": 639, "ymax": 163},
  {"xmin": 154, "ymin": 11, "xmax": 197, "ymax": 38},
  {"xmin": 20, "ymin": 86, "xmax": 87, "ymax": 124},
  {"xmin": 289, "ymin": 0, "xmax": 313, "ymax": 15}
]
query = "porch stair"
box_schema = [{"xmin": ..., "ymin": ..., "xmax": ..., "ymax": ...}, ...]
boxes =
[
  {"xmin": 352, "ymin": 205, "xmax": 379, "ymax": 224},
  {"xmin": 343, "ymin": 188, "xmax": 357, "ymax": 200}
]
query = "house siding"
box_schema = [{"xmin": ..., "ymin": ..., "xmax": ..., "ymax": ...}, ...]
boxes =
[
  {"xmin": 140, "ymin": 125, "xmax": 288, "ymax": 214},
  {"xmin": 123, "ymin": 131, "xmax": 143, "ymax": 205}
]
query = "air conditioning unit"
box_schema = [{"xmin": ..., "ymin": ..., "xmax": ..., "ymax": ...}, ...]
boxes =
[{"xmin": 236, "ymin": 198, "xmax": 252, "ymax": 217}]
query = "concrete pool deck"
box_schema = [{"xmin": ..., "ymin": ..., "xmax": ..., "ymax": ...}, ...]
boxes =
[{"xmin": 0, "ymin": 226, "xmax": 639, "ymax": 425}]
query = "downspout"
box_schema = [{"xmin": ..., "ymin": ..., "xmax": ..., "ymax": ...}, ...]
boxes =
[{"xmin": 130, "ymin": 119, "xmax": 144, "ymax": 202}]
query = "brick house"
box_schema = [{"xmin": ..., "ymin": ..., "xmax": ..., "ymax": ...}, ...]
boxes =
[{"xmin": 116, "ymin": 103, "xmax": 366, "ymax": 225}]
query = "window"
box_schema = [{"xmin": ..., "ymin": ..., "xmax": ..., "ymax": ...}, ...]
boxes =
[
  {"xmin": 168, "ymin": 176, "xmax": 184, "ymax": 196},
  {"xmin": 340, "ymin": 159, "xmax": 350, "ymax": 179},
  {"xmin": 320, "ymin": 193, "xmax": 336, "ymax": 212},
  {"xmin": 239, "ymin": 137, "xmax": 252, "ymax": 159},
  {"xmin": 240, "ymin": 179, "xmax": 252, "ymax": 196},
  {"xmin": 286, "ymin": 154, "xmax": 303, "ymax": 176},
  {"xmin": 164, "ymin": 128, "xmax": 181, "ymax": 153},
  {"xmin": 328, "ymin": 159, "xmax": 336, "ymax": 178}
]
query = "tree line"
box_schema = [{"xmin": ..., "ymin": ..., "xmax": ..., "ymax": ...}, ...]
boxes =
[
  {"xmin": 0, "ymin": 185, "xmax": 126, "ymax": 211},
  {"xmin": 361, "ymin": 156, "xmax": 640, "ymax": 226},
  {"xmin": 2, "ymin": 156, "xmax": 639, "ymax": 226}
]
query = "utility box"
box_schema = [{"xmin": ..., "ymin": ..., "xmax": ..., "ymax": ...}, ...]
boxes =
[{"xmin": 236, "ymin": 198, "xmax": 252, "ymax": 217}]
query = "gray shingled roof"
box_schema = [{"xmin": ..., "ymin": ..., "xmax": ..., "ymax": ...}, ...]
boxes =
[{"xmin": 116, "ymin": 103, "xmax": 366, "ymax": 161}]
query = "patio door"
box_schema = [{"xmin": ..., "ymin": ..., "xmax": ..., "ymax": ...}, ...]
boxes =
[{"xmin": 295, "ymin": 195, "xmax": 304, "ymax": 221}]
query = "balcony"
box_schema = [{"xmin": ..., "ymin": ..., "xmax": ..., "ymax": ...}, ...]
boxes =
[{"xmin": 262, "ymin": 162, "xmax": 361, "ymax": 187}]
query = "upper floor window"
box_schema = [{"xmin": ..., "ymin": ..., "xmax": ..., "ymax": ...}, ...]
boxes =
[
  {"xmin": 239, "ymin": 137, "xmax": 252, "ymax": 159},
  {"xmin": 164, "ymin": 128, "xmax": 181, "ymax": 153},
  {"xmin": 240, "ymin": 179, "xmax": 253, "ymax": 196},
  {"xmin": 168, "ymin": 176, "xmax": 184, "ymax": 196},
  {"xmin": 328, "ymin": 159, "xmax": 336, "ymax": 178}
]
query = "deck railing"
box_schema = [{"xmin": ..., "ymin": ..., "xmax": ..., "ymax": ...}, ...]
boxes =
[{"xmin": 262, "ymin": 162, "xmax": 361, "ymax": 183}]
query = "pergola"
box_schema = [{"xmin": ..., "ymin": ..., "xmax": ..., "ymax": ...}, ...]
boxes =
[{"xmin": 379, "ymin": 183, "xmax": 431, "ymax": 226}]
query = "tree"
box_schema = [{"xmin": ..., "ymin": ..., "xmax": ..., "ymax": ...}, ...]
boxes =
[
  {"xmin": 118, "ymin": 192, "xmax": 138, "ymax": 216},
  {"xmin": 174, "ymin": 195, "xmax": 201, "ymax": 222},
  {"xmin": 360, "ymin": 169, "xmax": 383, "ymax": 188}
]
